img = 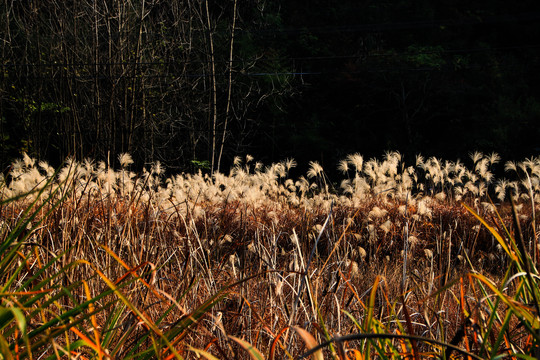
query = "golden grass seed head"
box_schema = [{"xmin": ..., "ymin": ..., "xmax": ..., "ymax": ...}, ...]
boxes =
[
  {"xmin": 434, "ymin": 192, "xmax": 446, "ymax": 201},
  {"xmin": 38, "ymin": 160, "xmax": 55, "ymax": 177},
  {"xmin": 22, "ymin": 153, "xmax": 36, "ymax": 168},
  {"xmin": 415, "ymin": 154, "xmax": 425, "ymax": 167},
  {"xmin": 151, "ymin": 161, "xmax": 164, "ymax": 176},
  {"xmin": 367, "ymin": 224, "xmax": 377, "ymax": 243},
  {"xmin": 307, "ymin": 161, "xmax": 323, "ymax": 179},
  {"xmin": 344, "ymin": 259, "xmax": 359, "ymax": 278},
  {"xmin": 417, "ymin": 199, "xmax": 432, "ymax": 218},
  {"xmin": 285, "ymin": 158, "xmax": 297, "ymax": 171},
  {"xmin": 408, "ymin": 235, "xmax": 419, "ymax": 248},
  {"xmin": 118, "ymin": 153, "xmax": 134, "ymax": 168},
  {"xmin": 341, "ymin": 179, "xmax": 353, "ymax": 194},
  {"xmin": 357, "ymin": 246, "xmax": 367, "ymax": 262},
  {"xmin": 470, "ymin": 151, "xmax": 484, "ymax": 165},
  {"xmin": 368, "ymin": 206, "xmax": 387, "ymax": 219},
  {"xmin": 347, "ymin": 153, "xmax": 364, "ymax": 172},
  {"xmin": 338, "ymin": 159, "xmax": 349, "ymax": 174},
  {"xmin": 233, "ymin": 156, "xmax": 242, "ymax": 166},
  {"xmin": 495, "ymin": 179, "xmax": 509, "ymax": 201},
  {"xmin": 505, "ymin": 160, "xmax": 518, "ymax": 173},
  {"xmin": 488, "ymin": 152, "xmax": 501, "ymax": 165},
  {"xmin": 379, "ymin": 219, "xmax": 392, "ymax": 234}
]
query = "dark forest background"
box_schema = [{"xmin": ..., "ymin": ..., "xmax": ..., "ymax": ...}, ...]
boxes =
[{"xmin": 1, "ymin": 0, "xmax": 540, "ymax": 177}]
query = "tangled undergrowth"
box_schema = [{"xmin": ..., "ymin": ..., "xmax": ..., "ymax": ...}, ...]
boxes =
[{"xmin": 1, "ymin": 152, "xmax": 539, "ymax": 359}]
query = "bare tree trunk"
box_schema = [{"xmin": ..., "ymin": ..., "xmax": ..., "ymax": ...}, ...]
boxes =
[
  {"xmin": 217, "ymin": 0, "xmax": 237, "ymax": 173},
  {"xmin": 205, "ymin": 0, "xmax": 217, "ymax": 174},
  {"xmin": 92, "ymin": 0, "xmax": 102, "ymax": 155}
]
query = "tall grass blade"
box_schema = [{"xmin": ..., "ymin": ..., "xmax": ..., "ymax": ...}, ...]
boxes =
[{"xmin": 229, "ymin": 336, "xmax": 265, "ymax": 360}]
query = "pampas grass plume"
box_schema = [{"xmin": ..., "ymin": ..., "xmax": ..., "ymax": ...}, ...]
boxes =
[{"xmin": 119, "ymin": 153, "xmax": 134, "ymax": 168}]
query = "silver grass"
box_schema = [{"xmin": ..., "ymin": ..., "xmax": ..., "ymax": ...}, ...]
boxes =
[
  {"xmin": 285, "ymin": 178, "xmax": 296, "ymax": 192},
  {"xmin": 151, "ymin": 161, "xmax": 164, "ymax": 176},
  {"xmin": 385, "ymin": 150, "xmax": 402, "ymax": 163},
  {"xmin": 415, "ymin": 154, "xmax": 425, "ymax": 167},
  {"xmin": 352, "ymin": 176, "xmax": 370, "ymax": 194},
  {"xmin": 295, "ymin": 176, "xmax": 310, "ymax": 194},
  {"xmin": 435, "ymin": 192, "xmax": 446, "ymax": 201},
  {"xmin": 11, "ymin": 158, "xmax": 24, "ymax": 172},
  {"xmin": 233, "ymin": 156, "xmax": 242, "ymax": 166},
  {"xmin": 380, "ymin": 219, "xmax": 392, "ymax": 233},
  {"xmin": 338, "ymin": 159, "xmax": 349, "ymax": 174},
  {"xmin": 118, "ymin": 153, "xmax": 134, "ymax": 168},
  {"xmin": 470, "ymin": 151, "xmax": 484, "ymax": 165},
  {"xmin": 488, "ymin": 152, "xmax": 501, "ymax": 165},
  {"xmin": 495, "ymin": 179, "xmax": 509, "ymax": 201},
  {"xmin": 347, "ymin": 153, "xmax": 364, "ymax": 172},
  {"xmin": 505, "ymin": 161, "xmax": 518, "ymax": 173},
  {"xmin": 285, "ymin": 158, "xmax": 297, "ymax": 171},
  {"xmin": 22, "ymin": 153, "xmax": 35, "ymax": 168},
  {"xmin": 38, "ymin": 160, "xmax": 55, "ymax": 177},
  {"xmin": 341, "ymin": 179, "xmax": 353, "ymax": 194},
  {"xmin": 368, "ymin": 206, "xmax": 387, "ymax": 219},
  {"xmin": 307, "ymin": 161, "xmax": 323, "ymax": 179}
]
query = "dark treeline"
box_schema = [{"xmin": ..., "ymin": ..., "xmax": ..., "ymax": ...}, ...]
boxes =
[{"xmin": 1, "ymin": 1, "xmax": 540, "ymax": 177}]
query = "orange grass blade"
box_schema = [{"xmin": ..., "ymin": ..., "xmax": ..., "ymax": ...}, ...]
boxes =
[
  {"xmin": 229, "ymin": 336, "xmax": 265, "ymax": 360},
  {"xmin": 270, "ymin": 326, "xmax": 293, "ymax": 360},
  {"xmin": 242, "ymin": 296, "xmax": 276, "ymax": 338},
  {"xmin": 83, "ymin": 280, "xmax": 103, "ymax": 360},
  {"xmin": 69, "ymin": 327, "xmax": 109, "ymax": 358},
  {"xmin": 394, "ymin": 328, "xmax": 408, "ymax": 356},
  {"xmin": 187, "ymin": 345, "xmax": 221, "ymax": 360},
  {"xmin": 339, "ymin": 269, "xmax": 367, "ymax": 311},
  {"xmin": 0, "ymin": 289, "xmax": 52, "ymax": 296},
  {"xmin": 293, "ymin": 327, "xmax": 323, "ymax": 360}
]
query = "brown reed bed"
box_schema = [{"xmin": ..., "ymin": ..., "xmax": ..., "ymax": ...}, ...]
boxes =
[{"xmin": 1, "ymin": 153, "xmax": 539, "ymax": 358}]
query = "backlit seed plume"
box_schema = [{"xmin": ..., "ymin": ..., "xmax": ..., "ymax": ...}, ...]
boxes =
[
  {"xmin": 416, "ymin": 154, "xmax": 425, "ymax": 167},
  {"xmin": 347, "ymin": 153, "xmax": 364, "ymax": 172},
  {"xmin": 505, "ymin": 161, "xmax": 517, "ymax": 173},
  {"xmin": 338, "ymin": 159, "xmax": 349, "ymax": 174},
  {"xmin": 470, "ymin": 151, "xmax": 484, "ymax": 165},
  {"xmin": 285, "ymin": 158, "xmax": 297, "ymax": 171},
  {"xmin": 23, "ymin": 153, "xmax": 35, "ymax": 168},
  {"xmin": 494, "ymin": 180, "xmax": 507, "ymax": 201},
  {"xmin": 488, "ymin": 152, "xmax": 501, "ymax": 165},
  {"xmin": 152, "ymin": 161, "xmax": 164, "ymax": 176},
  {"xmin": 233, "ymin": 156, "xmax": 242, "ymax": 166},
  {"xmin": 118, "ymin": 153, "xmax": 134, "ymax": 168},
  {"xmin": 307, "ymin": 161, "xmax": 323, "ymax": 179}
]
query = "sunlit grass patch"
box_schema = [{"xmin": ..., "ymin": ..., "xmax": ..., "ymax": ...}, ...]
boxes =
[{"xmin": 1, "ymin": 152, "xmax": 539, "ymax": 358}]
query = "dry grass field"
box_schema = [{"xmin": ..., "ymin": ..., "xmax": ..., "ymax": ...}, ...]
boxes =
[{"xmin": 1, "ymin": 151, "xmax": 539, "ymax": 359}]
